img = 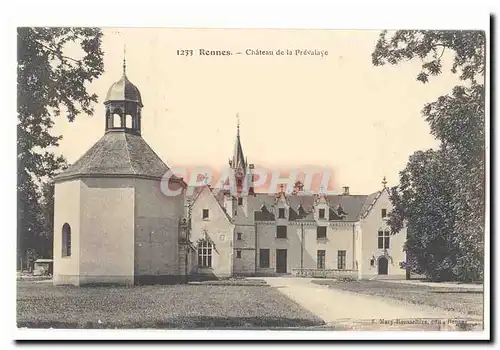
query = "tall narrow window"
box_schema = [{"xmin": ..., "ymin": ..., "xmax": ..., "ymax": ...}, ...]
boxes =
[
  {"xmin": 319, "ymin": 208, "xmax": 325, "ymax": 219},
  {"xmin": 278, "ymin": 208, "xmax": 285, "ymax": 219},
  {"xmin": 381, "ymin": 208, "xmax": 387, "ymax": 218},
  {"xmin": 276, "ymin": 225, "xmax": 287, "ymax": 238},
  {"xmin": 337, "ymin": 250, "xmax": 346, "ymax": 269},
  {"xmin": 236, "ymin": 250, "xmax": 242, "ymax": 258},
  {"xmin": 378, "ymin": 229, "xmax": 390, "ymax": 249},
  {"xmin": 317, "ymin": 250, "xmax": 326, "ymax": 269},
  {"xmin": 62, "ymin": 223, "xmax": 71, "ymax": 257},
  {"xmin": 197, "ymin": 239, "xmax": 212, "ymax": 268},
  {"xmin": 202, "ymin": 209, "xmax": 209, "ymax": 219},
  {"xmin": 238, "ymin": 197, "xmax": 243, "ymax": 206},
  {"xmin": 237, "ymin": 232, "xmax": 242, "ymax": 240},
  {"xmin": 317, "ymin": 226, "xmax": 327, "ymax": 239},
  {"xmin": 260, "ymin": 249, "xmax": 270, "ymax": 268}
]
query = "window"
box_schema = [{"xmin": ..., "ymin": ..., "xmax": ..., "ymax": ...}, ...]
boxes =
[
  {"xmin": 370, "ymin": 258, "xmax": 375, "ymax": 267},
  {"xmin": 278, "ymin": 208, "xmax": 285, "ymax": 219},
  {"xmin": 276, "ymin": 225, "xmax": 287, "ymax": 238},
  {"xmin": 202, "ymin": 209, "xmax": 209, "ymax": 219},
  {"xmin": 319, "ymin": 208, "xmax": 325, "ymax": 219},
  {"xmin": 337, "ymin": 250, "xmax": 346, "ymax": 269},
  {"xmin": 260, "ymin": 249, "xmax": 270, "ymax": 268},
  {"xmin": 197, "ymin": 239, "xmax": 212, "ymax": 268},
  {"xmin": 236, "ymin": 250, "xmax": 242, "ymax": 258},
  {"xmin": 317, "ymin": 226, "xmax": 327, "ymax": 239},
  {"xmin": 381, "ymin": 209, "xmax": 387, "ymax": 218},
  {"xmin": 317, "ymin": 250, "xmax": 326, "ymax": 269},
  {"xmin": 238, "ymin": 197, "xmax": 243, "ymax": 206},
  {"xmin": 237, "ymin": 232, "xmax": 242, "ymax": 240},
  {"xmin": 378, "ymin": 229, "xmax": 390, "ymax": 249},
  {"xmin": 62, "ymin": 223, "xmax": 71, "ymax": 257}
]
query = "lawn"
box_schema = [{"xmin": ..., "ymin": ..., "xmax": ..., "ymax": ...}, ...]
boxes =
[
  {"xmin": 312, "ymin": 279, "xmax": 483, "ymax": 318},
  {"xmin": 17, "ymin": 280, "xmax": 324, "ymax": 329}
]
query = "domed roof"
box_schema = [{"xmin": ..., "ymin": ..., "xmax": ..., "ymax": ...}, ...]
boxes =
[{"xmin": 104, "ymin": 74, "xmax": 143, "ymax": 107}]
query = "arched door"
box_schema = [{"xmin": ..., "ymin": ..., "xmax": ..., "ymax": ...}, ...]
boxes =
[{"xmin": 378, "ymin": 256, "xmax": 388, "ymax": 275}]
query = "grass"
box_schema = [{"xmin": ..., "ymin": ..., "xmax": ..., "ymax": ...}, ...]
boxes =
[
  {"xmin": 17, "ymin": 281, "xmax": 324, "ymax": 329},
  {"xmin": 312, "ymin": 280, "xmax": 483, "ymax": 318}
]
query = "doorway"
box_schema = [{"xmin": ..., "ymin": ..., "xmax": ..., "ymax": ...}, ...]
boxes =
[
  {"xmin": 378, "ymin": 256, "xmax": 388, "ymax": 275},
  {"xmin": 276, "ymin": 249, "xmax": 287, "ymax": 274}
]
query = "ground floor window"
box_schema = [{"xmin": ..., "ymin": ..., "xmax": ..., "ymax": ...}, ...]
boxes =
[
  {"xmin": 337, "ymin": 250, "xmax": 346, "ymax": 269},
  {"xmin": 197, "ymin": 239, "xmax": 212, "ymax": 268},
  {"xmin": 259, "ymin": 249, "xmax": 270, "ymax": 268},
  {"xmin": 317, "ymin": 250, "xmax": 326, "ymax": 269}
]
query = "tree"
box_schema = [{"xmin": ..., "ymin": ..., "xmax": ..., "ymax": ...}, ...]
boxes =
[
  {"xmin": 17, "ymin": 28, "xmax": 104, "ymax": 268},
  {"xmin": 373, "ymin": 30, "xmax": 485, "ymax": 281}
]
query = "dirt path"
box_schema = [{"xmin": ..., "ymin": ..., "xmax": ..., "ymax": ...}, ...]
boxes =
[{"xmin": 259, "ymin": 277, "xmax": 482, "ymax": 331}]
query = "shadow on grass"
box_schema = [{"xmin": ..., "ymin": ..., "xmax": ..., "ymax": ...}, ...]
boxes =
[{"xmin": 18, "ymin": 316, "xmax": 325, "ymax": 329}]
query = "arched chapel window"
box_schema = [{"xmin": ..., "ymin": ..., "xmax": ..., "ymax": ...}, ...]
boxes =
[{"xmin": 62, "ymin": 223, "xmax": 71, "ymax": 257}]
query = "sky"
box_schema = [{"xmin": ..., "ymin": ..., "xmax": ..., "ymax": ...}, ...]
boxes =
[{"xmin": 52, "ymin": 28, "xmax": 460, "ymax": 194}]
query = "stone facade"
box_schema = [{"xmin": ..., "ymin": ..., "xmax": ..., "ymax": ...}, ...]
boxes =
[{"xmin": 189, "ymin": 126, "xmax": 408, "ymax": 280}]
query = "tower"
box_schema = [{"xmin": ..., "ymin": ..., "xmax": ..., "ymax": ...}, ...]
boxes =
[
  {"xmin": 52, "ymin": 57, "xmax": 188, "ymax": 286},
  {"xmin": 230, "ymin": 114, "xmax": 247, "ymax": 194},
  {"xmin": 104, "ymin": 55, "xmax": 143, "ymax": 134}
]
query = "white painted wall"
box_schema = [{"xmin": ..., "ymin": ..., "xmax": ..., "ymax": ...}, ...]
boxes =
[
  {"xmin": 359, "ymin": 190, "xmax": 407, "ymax": 279},
  {"xmin": 256, "ymin": 223, "xmax": 302, "ymax": 274},
  {"xmin": 191, "ymin": 187, "xmax": 234, "ymax": 277},
  {"xmin": 134, "ymin": 178, "xmax": 183, "ymax": 279},
  {"xmin": 53, "ymin": 179, "xmax": 81, "ymax": 286},
  {"xmin": 79, "ymin": 177, "xmax": 135, "ymax": 285},
  {"xmin": 302, "ymin": 222, "xmax": 357, "ymax": 270}
]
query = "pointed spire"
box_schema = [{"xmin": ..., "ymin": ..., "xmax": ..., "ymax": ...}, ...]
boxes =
[
  {"xmin": 231, "ymin": 113, "xmax": 246, "ymax": 170},
  {"xmin": 236, "ymin": 113, "xmax": 240, "ymax": 136},
  {"xmin": 122, "ymin": 44, "xmax": 127, "ymax": 76}
]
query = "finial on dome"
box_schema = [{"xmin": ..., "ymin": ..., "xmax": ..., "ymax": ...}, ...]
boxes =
[{"xmin": 123, "ymin": 44, "xmax": 127, "ymax": 76}]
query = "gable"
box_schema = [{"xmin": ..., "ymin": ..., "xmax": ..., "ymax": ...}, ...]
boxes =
[
  {"xmin": 360, "ymin": 188, "xmax": 392, "ymax": 219},
  {"xmin": 191, "ymin": 186, "xmax": 232, "ymax": 223}
]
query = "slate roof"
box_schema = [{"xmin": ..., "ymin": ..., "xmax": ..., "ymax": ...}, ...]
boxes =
[
  {"xmin": 230, "ymin": 127, "xmax": 246, "ymax": 170},
  {"xmin": 252, "ymin": 194, "xmax": 368, "ymax": 221},
  {"xmin": 54, "ymin": 130, "xmax": 174, "ymax": 182},
  {"xmin": 236, "ymin": 192, "xmax": 370, "ymax": 223}
]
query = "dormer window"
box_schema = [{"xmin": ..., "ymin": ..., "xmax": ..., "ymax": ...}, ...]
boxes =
[
  {"xmin": 278, "ymin": 208, "xmax": 285, "ymax": 219},
  {"xmin": 319, "ymin": 208, "xmax": 325, "ymax": 219}
]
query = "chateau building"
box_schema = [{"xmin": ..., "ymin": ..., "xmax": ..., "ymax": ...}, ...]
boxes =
[
  {"xmin": 52, "ymin": 61, "xmax": 407, "ymax": 286},
  {"xmin": 190, "ymin": 124, "xmax": 408, "ymax": 280}
]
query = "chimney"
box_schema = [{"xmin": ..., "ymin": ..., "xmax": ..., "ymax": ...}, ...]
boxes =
[{"xmin": 343, "ymin": 186, "xmax": 350, "ymax": 195}]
